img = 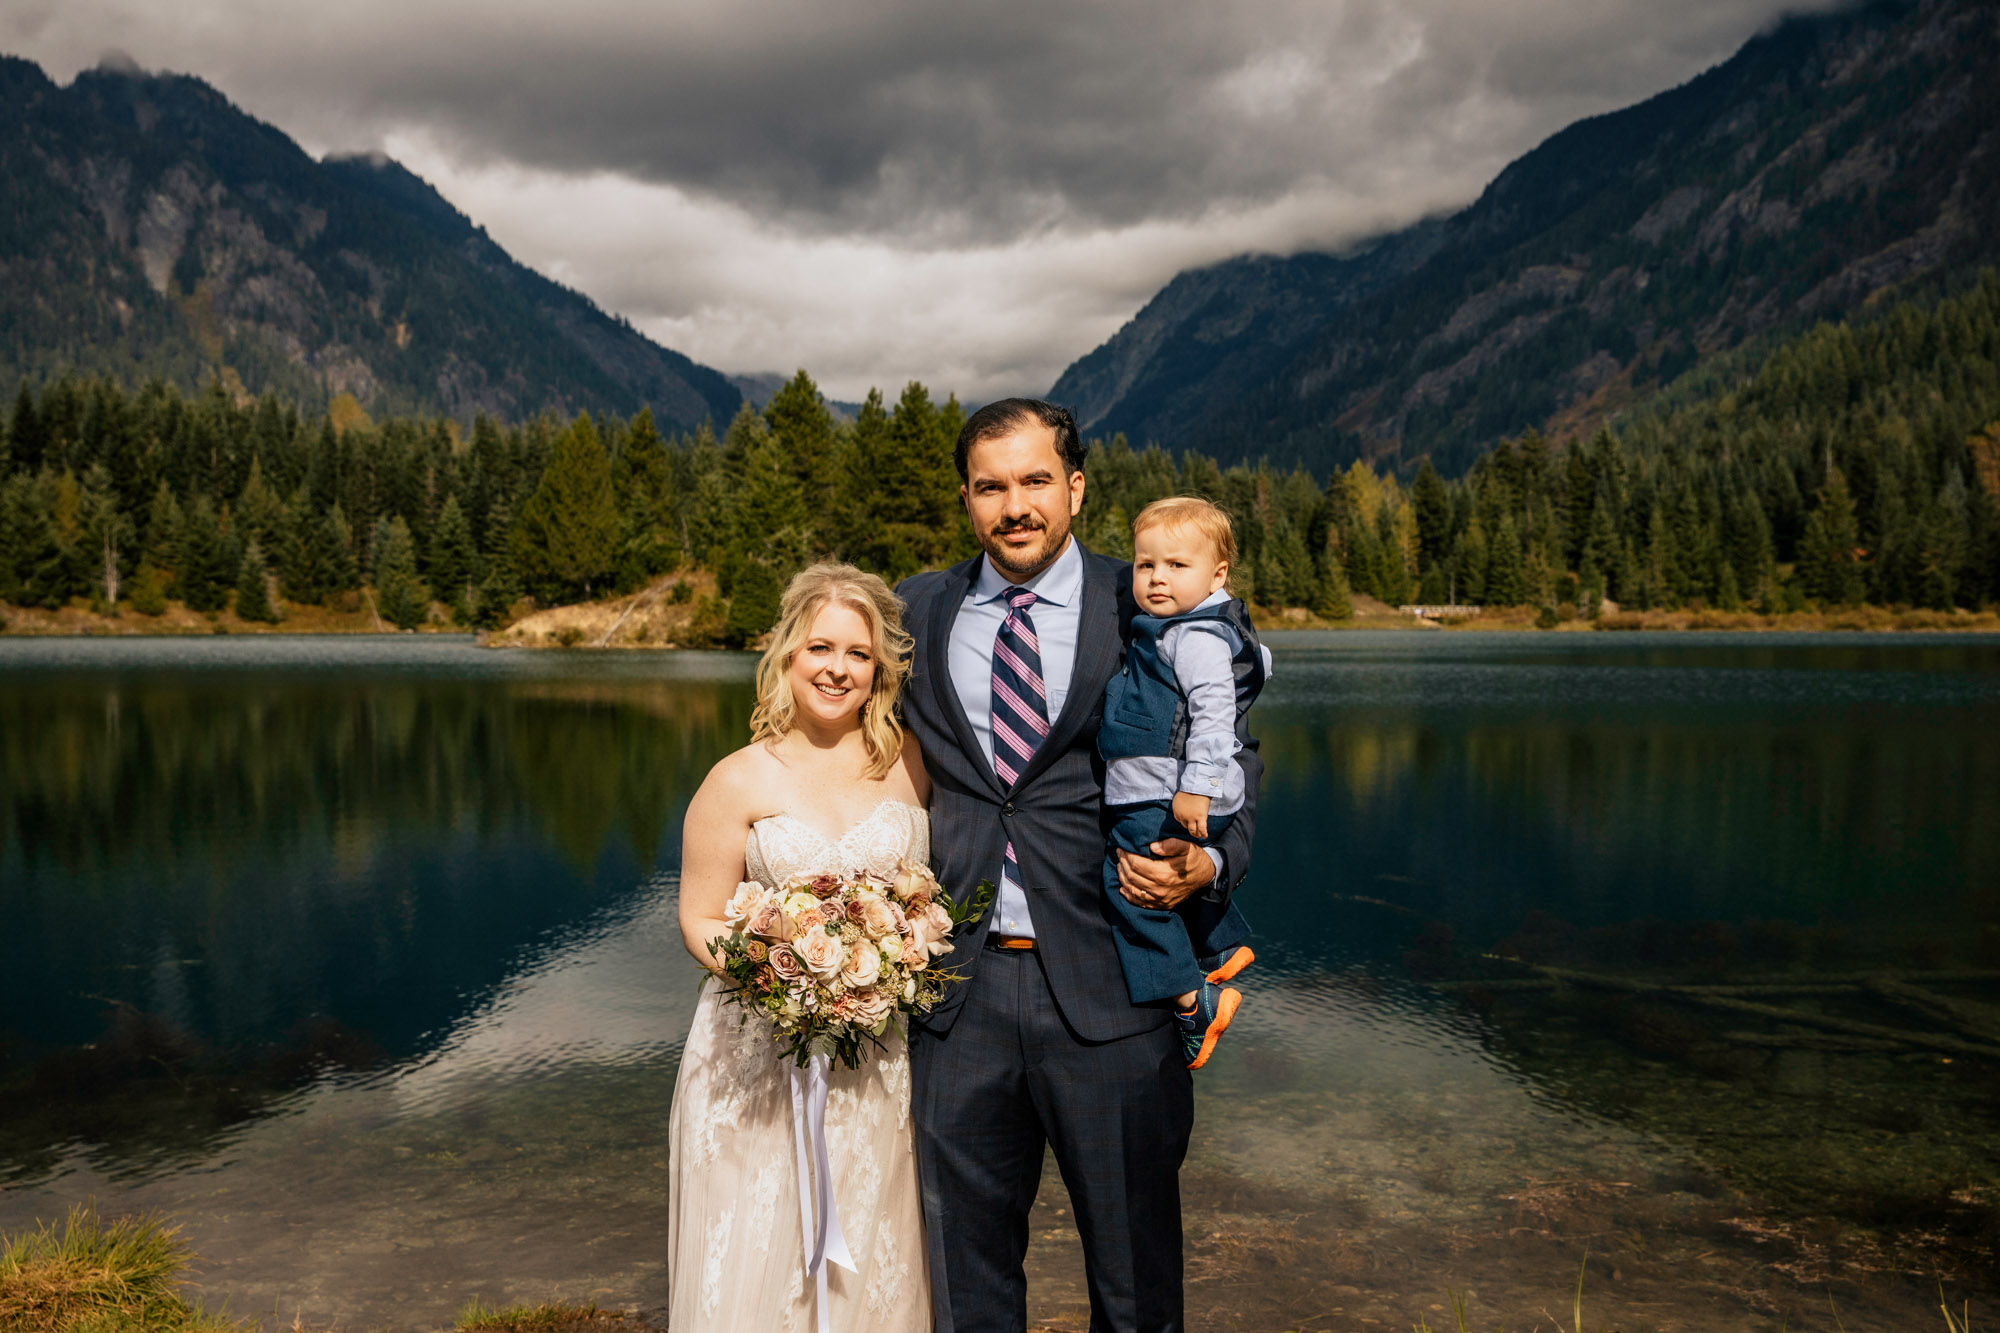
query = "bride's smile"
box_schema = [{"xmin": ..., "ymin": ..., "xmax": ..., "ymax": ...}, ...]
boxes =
[{"xmin": 789, "ymin": 603, "xmax": 878, "ymax": 728}]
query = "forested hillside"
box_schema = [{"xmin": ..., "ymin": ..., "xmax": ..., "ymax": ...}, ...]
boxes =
[
  {"xmin": 1052, "ymin": 0, "xmax": 2000, "ymax": 477},
  {"xmin": 0, "ymin": 55, "xmax": 741, "ymax": 429},
  {"xmin": 3, "ymin": 273, "xmax": 1996, "ymax": 639}
]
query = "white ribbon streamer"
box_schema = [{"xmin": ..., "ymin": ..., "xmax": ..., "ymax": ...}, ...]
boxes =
[{"xmin": 788, "ymin": 1052, "xmax": 856, "ymax": 1333}]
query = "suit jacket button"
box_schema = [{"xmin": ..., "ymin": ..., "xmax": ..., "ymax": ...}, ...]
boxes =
[{"xmin": 1002, "ymin": 802, "xmax": 1016, "ymax": 816}]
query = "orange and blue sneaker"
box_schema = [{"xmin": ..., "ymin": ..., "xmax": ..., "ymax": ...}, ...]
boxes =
[
  {"xmin": 1202, "ymin": 945, "xmax": 1255, "ymax": 985},
  {"xmin": 1176, "ymin": 981, "xmax": 1241, "ymax": 1070}
]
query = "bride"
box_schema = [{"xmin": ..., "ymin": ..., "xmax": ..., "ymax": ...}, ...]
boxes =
[{"xmin": 668, "ymin": 563, "xmax": 933, "ymax": 1331}]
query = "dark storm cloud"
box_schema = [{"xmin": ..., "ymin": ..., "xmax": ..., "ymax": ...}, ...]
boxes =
[
  {"xmin": 3, "ymin": 0, "xmax": 1843, "ymax": 396},
  {"xmin": 7, "ymin": 0, "xmax": 1840, "ymax": 245}
]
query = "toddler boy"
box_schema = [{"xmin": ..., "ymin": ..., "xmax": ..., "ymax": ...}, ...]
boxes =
[{"xmin": 1098, "ymin": 496, "xmax": 1270, "ymax": 1069}]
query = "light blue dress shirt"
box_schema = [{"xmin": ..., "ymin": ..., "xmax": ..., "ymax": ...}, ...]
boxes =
[
  {"xmin": 947, "ymin": 538, "xmax": 1085, "ymax": 938},
  {"xmin": 946, "ymin": 539, "xmax": 1227, "ymax": 938}
]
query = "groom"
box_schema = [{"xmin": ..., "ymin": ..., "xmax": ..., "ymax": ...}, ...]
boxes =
[{"xmin": 898, "ymin": 398, "xmax": 1261, "ymax": 1333}]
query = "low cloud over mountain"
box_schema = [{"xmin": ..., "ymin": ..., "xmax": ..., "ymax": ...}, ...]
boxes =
[{"xmin": 8, "ymin": 0, "xmax": 1838, "ymax": 399}]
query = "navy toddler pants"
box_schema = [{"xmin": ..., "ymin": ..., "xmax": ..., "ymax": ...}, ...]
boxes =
[{"xmin": 1100, "ymin": 800, "xmax": 1251, "ymax": 1004}]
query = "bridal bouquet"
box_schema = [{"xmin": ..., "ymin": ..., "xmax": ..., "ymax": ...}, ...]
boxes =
[{"xmin": 707, "ymin": 864, "xmax": 991, "ymax": 1070}]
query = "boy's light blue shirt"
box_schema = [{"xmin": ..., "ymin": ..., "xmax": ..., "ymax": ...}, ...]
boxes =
[{"xmin": 1102, "ymin": 588, "xmax": 1272, "ymax": 817}]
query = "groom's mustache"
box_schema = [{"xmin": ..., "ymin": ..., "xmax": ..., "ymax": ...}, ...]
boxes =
[{"xmin": 991, "ymin": 518, "xmax": 1046, "ymax": 537}]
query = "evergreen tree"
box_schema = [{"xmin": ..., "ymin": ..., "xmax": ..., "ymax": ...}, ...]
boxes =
[
  {"xmin": 1412, "ymin": 458, "xmax": 1452, "ymax": 571},
  {"xmin": 763, "ymin": 371, "xmax": 844, "ymax": 553},
  {"xmin": 372, "ymin": 516, "xmax": 429, "ymax": 630},
  {"xmin": 1316, "ymin": 555, "xmax": 1355, "ymax": 620},
  {"xmin": 1485, "ymin": 513, "xmax": 1526, "ymax": 605},
  {"xmin": 236, "ymin": 458, "xmax": 286, "ymax": 548},
  {"xmin": 142, "ymin": 481, "xmax": 185, "ymax": 576},
  {"xmin": 177, "ymin": 497, "xmax": 232, "ymax": 612},
  {"xmin": 611, "ymin": 408, "xmax": 678, "ymax": 588},
  {"xmin": 512, "ymin": 413, "xmax": 618, "ymax": 602},
  {"xmin": 428, "ymin": 494, "xmax": 479, "ymax": 611},
  {"xmin": 320, "ymin": 504, "xmax": 360, "ymax": 596},
  {"xmin": 1796, "ymin": 466, "xmax": 1866, "ymax": 606},
  {"xmin": 235, "ymin": 539, "xmax": 280, "ymax": 622},
  {"xmin": 724, "ymin": 560, "xmax": 784, "ymax": 648}
]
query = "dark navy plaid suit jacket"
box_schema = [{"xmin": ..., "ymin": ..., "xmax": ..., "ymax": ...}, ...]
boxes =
[{"xmin": 897, "ymin": 543, "xmax": 1262, "ymax": 1043}]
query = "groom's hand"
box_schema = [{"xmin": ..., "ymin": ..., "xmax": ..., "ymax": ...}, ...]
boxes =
[{"xmin": 1115, "ymin": 838, "xmax": 1214, "ymax": 909}]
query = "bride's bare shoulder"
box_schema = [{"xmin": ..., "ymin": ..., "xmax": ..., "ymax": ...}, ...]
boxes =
[{"xmin": 688, "ymin": 741, "xmax": 783, "ymax": 823}]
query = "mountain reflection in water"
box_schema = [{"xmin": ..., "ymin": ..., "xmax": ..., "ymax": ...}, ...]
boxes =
[{"xmin": 0, "ymin": 632, "xmax": 1995, "ymax": 1331}]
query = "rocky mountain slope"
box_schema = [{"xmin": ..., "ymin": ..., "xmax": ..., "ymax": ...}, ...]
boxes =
[
  {"xmin": 1051, "ymin": 0, "xmax": 2000, "ymax": 475},
  {"xmin": 0, "ymin": 56, "xmax": 741, "ymax": 429}
]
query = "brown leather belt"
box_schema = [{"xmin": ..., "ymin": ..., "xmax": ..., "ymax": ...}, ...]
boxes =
[{"xmin": 987, "ymin": 934, "xmax": 1037, "ymax": 951}]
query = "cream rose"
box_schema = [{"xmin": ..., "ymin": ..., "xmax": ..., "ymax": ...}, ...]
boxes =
[
  {"xmin": 848, "ymin": 988, "xmax": 895, "ymax": 1030},
  {"xmin": 851, "ymin": 893, "xmax": 899, "ymax": 939},
  {"xmin": 783, "ymin": 891, "xmax": 819, "ymax": 919},
  {"xmin": 840, "ymin": 941, "xmax": 883, "ymax": 988},
  {"xmin": 795, "ymin": 924, "xmax": 845, "ymax": 979},
  {"xmin": 724, "ymin": 881, "xmax": 771, "ymax": 929},
  {"xmin": 920, "ymin": 903, "xmax": 955, "ymax": 957},
  {"xmin": 878, "ymin": 935, "xmax": 904, "ymax": 964}
]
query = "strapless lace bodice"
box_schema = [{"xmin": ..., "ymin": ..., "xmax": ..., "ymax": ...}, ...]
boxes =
[{"xmin": 746, "ymin": 799, "xmax": 930, "ymax": 888}]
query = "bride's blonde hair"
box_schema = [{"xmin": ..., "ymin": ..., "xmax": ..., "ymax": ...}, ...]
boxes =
[{"xmin": 750, "ymin": 563, "xmax": 913, "ymax": 779}]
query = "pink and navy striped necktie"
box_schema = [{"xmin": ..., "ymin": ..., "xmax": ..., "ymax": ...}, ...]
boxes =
[{"xmin": 991, "ymin": 588, "xmax": 1049, "ymax": 886}]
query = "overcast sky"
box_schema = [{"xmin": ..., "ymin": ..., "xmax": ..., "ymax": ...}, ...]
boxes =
[{"xmin": 6, "ymin": 0, "xmax": 1834, "ymax": 402}]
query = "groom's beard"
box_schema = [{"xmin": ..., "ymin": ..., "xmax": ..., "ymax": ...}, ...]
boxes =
[{"xmin": 982, "ymin": 512, "xmax": 1071, "ymax": 581}]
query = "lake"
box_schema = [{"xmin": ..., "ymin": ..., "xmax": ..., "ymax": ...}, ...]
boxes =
[{"xmin": 2, "ymin": 632, "xmax": 1996, "ymax": 1332}]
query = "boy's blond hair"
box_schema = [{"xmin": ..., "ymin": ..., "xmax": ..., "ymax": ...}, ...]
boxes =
[{"xmin": 1131, "ymin": 496, "xmax": 1236, "ymax": 568}]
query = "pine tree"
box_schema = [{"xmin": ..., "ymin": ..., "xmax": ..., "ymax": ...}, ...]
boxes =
[
  {"xmin": 1485, "ymin": 513, "xmax": 1526, "ymax": 605},
  {"xmin": 428, "ymin": 494, "xmax": 479, "ymax": 611},
  {"xmin": 320, "ymin": 504, "xmax": 360, "ymax": 596},
  {"xmin": 724, "ymin": 560, "xmax": 784, "ymax": 647},
  {"xmin": 178, "ymin": 497, "xmax": 233, "ymax": 612},
  {"xmin": 1796, "ymin": 466, "xmax": 1866, "ymax": 606},
  {"xmin": 764, "ymin": 371, "xmax": 844, "ymax": 554},
  {"xmin": 1316, "ymin": 555, "xmax": 1355, "ymax": 620},
  {"xmin": 373, "ymin": 516, "xmax": 429, "ymax": 630},
  {"xmin": 1412, "ymin": 458, "xmax": 1452, "ymax": 571},
  {"xmin": 237, "ymin": 458, "xmax": 286, "ymax": 548},
  {"xmin": 235, "ymin": 539, "xmax": 280, "ymax": 622},
  {"xmin": 512, "ymin": 413, "xmax": 618, "ymax": 602},
  {"xmin": 611, "ymin": 408, "xmax": 678, "ymax": 588},
  {"xmin": 142, "ymin": 481, "xmax": 185, "ymax": 576}
]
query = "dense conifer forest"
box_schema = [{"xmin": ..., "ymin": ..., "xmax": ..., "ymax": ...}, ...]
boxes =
[{"xmin": 3, "ymin": 273, "xmax": 1997, "ymax": 639}]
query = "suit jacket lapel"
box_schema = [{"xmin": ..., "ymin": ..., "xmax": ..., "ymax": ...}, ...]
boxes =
[
  {"xmin": 925, "ymin": 557, "xmax": 1007, "ymax": 801},
  {"xmin": 1013, "ymin": 542, "xmax": 1120, "ymax": 794}
]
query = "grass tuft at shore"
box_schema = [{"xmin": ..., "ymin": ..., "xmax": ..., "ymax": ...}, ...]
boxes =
[
  {"xmin": 0, "ymin": 1206, "xmax": 235, "ymax": 1333},
  {"xmin": 453, "ymin": 1300, "xmax": 627, "ymax": 1333}
]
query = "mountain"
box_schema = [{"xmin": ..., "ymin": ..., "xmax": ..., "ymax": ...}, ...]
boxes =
[
  {"xmin": 728, "ymin": 371, "xmax": 864, "ymax": 421},
  {"xmin": 0, "ymin": 56, "xmax": 741, "ymax": 429},
  {"xmin": 1050, "ymin": 0, "xmax": 2000, "ymax": 475}
]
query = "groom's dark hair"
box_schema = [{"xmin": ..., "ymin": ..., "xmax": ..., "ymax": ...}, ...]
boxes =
[{"xmin": 955, "ymin": 398, "xmax": 1085, "ymax": 482}]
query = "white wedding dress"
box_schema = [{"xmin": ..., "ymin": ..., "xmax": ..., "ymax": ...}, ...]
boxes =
[{"xmin": 667, "ymin": 799, "xmax": 933, "ymax": 1332}]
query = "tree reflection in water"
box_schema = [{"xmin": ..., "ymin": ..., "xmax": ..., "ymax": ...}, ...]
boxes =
[{"xmin": 0, "ymin": 663, "xmax": 753, "ymax": 1175}]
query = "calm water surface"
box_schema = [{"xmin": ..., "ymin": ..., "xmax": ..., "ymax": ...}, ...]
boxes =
[{"xmin": 2, "ymin": 632, "xmax": 1996, "ymax": 1332}]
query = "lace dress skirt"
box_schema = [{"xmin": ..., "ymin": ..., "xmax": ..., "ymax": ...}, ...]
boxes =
[{"xmin": 667, "ymin": 801, "xmax": 932, "ymax": 1332}]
